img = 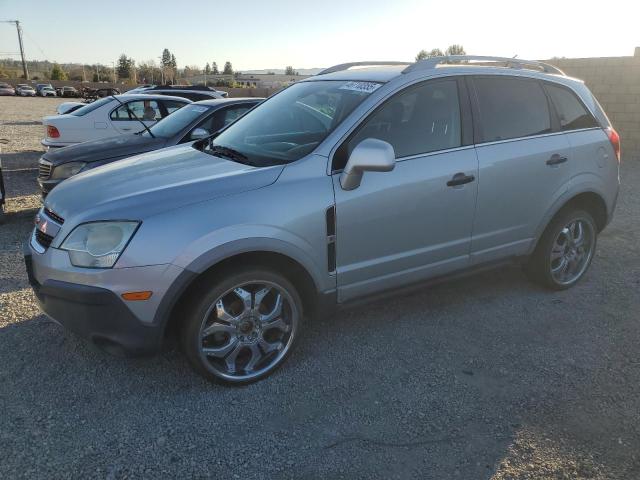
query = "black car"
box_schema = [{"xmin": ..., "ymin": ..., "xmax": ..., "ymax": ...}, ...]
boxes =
[{"xmin": 38, "ymin": 97, "xmax": 261, "ymax": 197}]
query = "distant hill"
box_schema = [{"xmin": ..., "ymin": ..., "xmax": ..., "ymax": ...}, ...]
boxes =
[{"xmin": 243, "ymin": 68, "xmax": 324, "ymax": 76}]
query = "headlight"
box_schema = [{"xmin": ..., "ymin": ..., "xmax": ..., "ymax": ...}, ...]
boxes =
[
  {"xmin": 60, "ymin": 221, "xmax": 140, "ymax": 268},
  {"xmin": 51, "ymin": 161, "xmax": 87, "ymax": 180}
]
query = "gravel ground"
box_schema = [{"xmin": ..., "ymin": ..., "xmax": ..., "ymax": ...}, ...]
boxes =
[{"xmin": 1, "ymin": 97, "xmax": 639, "ymax": 479}]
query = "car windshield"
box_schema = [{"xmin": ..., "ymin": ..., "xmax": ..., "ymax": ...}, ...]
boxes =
[
  {"xmin": 69, "ymin": 97, "xmax": 114, "ymax": 116},
  {"xmin": 204, "ymin": 80, "xmax": 382, "ymax": 166},
  {"xmin": 143, "ymin": 104, "xmax": 212, "ymax": 138}
]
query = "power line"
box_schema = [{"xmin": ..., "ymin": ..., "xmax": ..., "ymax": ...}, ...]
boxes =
[{"xmin": 21, "ymin": 27, "xmax": 50, "ymax": 62}]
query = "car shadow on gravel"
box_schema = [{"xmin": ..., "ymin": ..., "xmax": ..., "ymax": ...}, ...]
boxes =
[{"xmin": 1, "ymin": 258, "xmax": 638, "ymax": 478}]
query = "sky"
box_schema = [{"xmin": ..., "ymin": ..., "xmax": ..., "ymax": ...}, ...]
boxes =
[{"xmin": 0, "ymin": 0, "xmax": 638, "ymax": 70}]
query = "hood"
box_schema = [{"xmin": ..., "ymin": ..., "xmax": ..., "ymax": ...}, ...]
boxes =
[
  {"xmin": 44, "ymin": 144, "xmax": 284, "ymax": 222},
  {"xmin": 42, "ymin": 134, "xmax": 167, "ymax": 165}
]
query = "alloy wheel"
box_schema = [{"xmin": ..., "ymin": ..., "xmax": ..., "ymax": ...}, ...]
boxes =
[
  {"xmin": 549, "ymin": 218, "xmax": 595, "ymax": 285},
  {"xmin": 197, "ymin": 280, "xmax": 298, "ymax": 382}
]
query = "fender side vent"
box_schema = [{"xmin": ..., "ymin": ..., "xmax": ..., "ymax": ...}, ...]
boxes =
[{"xmin": 326, "ymin": 206, "xmax": 336, "ymax": 273}]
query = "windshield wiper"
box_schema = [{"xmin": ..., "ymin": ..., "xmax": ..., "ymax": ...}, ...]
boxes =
[{"xmin": 207, "ymin": 144, "xmax": 254, "ymax": 165}]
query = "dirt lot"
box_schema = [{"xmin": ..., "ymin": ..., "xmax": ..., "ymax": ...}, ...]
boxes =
[{"xmin": 1, "ymin": 97, "xmax": 639, "ymax": 479}]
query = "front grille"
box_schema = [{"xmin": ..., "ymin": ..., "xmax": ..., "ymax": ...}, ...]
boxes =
[
  {"xmin": 38, "ymin": 159, "xmax": 52, "ymax": 179},
  {"xmin": 35, "ymin": 229, "xmax": 54, "ymax": 249},
  {"xmin": 44, "ymin": 208, "xmax": 64, "ymax": 224}
]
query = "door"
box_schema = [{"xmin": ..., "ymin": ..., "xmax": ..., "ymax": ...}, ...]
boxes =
[
  {"xmin": 109, "ymin": 99, "xmax": 162, "ymax": 134},
  {"xmin": 469, "ymin": 76, "xmax": 573, "ymax": 264},
  {"xmin": 332, "ymin": 78, "xmax": 478, "ymax": 302}
]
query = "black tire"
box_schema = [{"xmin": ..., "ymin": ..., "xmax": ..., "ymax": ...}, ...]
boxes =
[
  {"xmin": 180, "ymin": 267, "xmax": 304, "ymax": 385},
  {"xmin": 525, "ymin": 208, "xmax": 597, "ymax": 290}
]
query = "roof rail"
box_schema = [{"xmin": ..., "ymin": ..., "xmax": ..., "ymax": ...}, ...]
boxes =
[
  {"xmin": 317, "ymin": 61, "xmax": 409, "ymax": 76},
  {"xmin": 402, "ymin": 55, "xmax": 565, "ymax": 75}
]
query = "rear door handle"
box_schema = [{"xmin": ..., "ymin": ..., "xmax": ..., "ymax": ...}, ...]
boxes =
[
  {"xmin": 546, "ymin": 154, "xmax": 568, "ymax": 166},
  {"xmin": 447, "ymin": 172, "xmax": 475, "ymax": 187}
]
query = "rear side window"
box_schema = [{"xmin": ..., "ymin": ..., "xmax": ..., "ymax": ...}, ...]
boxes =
[
  {"xmin": 336, "ymin": 79, "xmax": 461, "ymax": 168},
  {"xmin": 544, "ymin": 83, "xmax": 598, "ymax": 131},
  {"xmin": 474, "ymin": 77, "xmax": 551, "ymax": 142}
]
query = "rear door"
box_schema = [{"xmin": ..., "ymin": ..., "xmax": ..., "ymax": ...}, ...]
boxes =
[
  {"xmin": 470, "ymin": 75, "xmax": 572, "ymax": 264},
  {"xmin": 541, "ymin": 81, "xmax": 611, "ymax": 178}
]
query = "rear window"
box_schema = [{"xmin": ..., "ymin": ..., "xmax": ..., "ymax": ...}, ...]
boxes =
[
  {"xmin": 544, "ymin": 83, "xmax": 598, "ymax": 131},
  {"xmin": 474, "ymin": 77, "xmax": 552, "ymax": 142},
  {"xmin": 69, "ymin": 97, "xmax": 113, "ymax": 116}
]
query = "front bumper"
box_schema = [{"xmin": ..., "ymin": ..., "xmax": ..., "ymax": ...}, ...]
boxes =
[{"xmin": 24, "ymin": 235, "xmax": 185, "ymax": 356}]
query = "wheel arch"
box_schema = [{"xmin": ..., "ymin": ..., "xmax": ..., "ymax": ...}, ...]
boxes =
[
  {"xmin": 532, "ymin": 189, "xmax": 609, "ymax": 253},
  {"xmin": 158, "ymin": 247, "xmax": 326, "ymax": 342}
]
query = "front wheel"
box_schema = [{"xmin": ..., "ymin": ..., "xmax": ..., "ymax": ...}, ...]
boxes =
[
  {"xmin": 526, "ymin": 209, "xmax": 597, "ymax": 290},
  {"xmin": 181, "ymin": 268, "xmax": 303, "ymax": 385}
]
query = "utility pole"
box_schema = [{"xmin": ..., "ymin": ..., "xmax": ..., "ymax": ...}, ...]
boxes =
[{"xmin": 2, "ymin": 20, "xmax": 28, "ymax": 79}]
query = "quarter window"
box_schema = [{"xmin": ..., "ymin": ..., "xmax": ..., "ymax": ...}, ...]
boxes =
[
  {"xmin": 545, "ymin": 83, "xmax": 598, "ymax": 131},
  {"xmin": 338, "ymin": 79, "xmax": 462, "ymax": 168},
  {"xmin": 474, "ymin": 77, "xmax": 551, "ymax": 142}
]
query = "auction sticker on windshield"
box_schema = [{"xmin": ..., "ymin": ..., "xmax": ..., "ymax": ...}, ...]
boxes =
[{"xmin": 339, "ymin": 81, "xmax": 382, "ymax": 94}]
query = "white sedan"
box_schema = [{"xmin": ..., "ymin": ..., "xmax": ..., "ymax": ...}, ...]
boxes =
[
  {"xmin": 41, "ymin": 94, "xmax": 191, "ymax": 148},
  {"xmin": 17, "ymin": 85, "xmax": 36, "ymax": 96}
]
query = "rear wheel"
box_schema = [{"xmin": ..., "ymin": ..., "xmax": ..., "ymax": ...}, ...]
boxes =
[
  {"xmin": 526, "ymin": 208, "xmax": 597, "ymax": 290},
  {"xmin": 181, "ymin": 268, "xmax": 303, "ymax": 385}
]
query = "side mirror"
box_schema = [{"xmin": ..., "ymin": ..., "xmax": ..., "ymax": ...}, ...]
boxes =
[
  {"xmin": 340, "ymin": 138, "xmax": 395, "ymax": 190},
  {"xmin": 190, "ymin": 128, "xmax": 210, "ymax": 140}
]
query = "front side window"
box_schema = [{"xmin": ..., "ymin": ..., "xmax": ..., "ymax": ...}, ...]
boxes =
[
  {"xmin": 196, "ymin": 104, "xmax": 254, "ymax": 135},
  {"xmin": 205, "ymin": 80, "xmax": 381, "ymax": 166},
  {"xmin": 337, "ymin": 79, "xmax": 461, "ymax": 168},
  {"xmin": 544, "ymin": 83, "xmax": 598, "ymax": 131},
  {"xmin": 110, "ymin": 100, "xmax": 161, "ymax": 121},
  {"xmin": 474, "ymin": 77, "xmax": 551, "ymax": 142},
  {"xmin": 161, "ymin": 99, "xmax": 188, "ymax": 115},
  {"xmin": 145, "ymin": 104, "xmax": 212, "ymax": 139}
]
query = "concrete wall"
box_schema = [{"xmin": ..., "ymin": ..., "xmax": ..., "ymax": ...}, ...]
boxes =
[{"xmin": 547, "ymin": 53, "xmax": 640, "ymax": 160}]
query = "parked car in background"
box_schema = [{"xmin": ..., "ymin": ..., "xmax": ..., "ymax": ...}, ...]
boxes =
[
  {"xmin": 14, "ymin": 83, "xmax": 29, "ymax": 94},
  {"xmin": 141, "ymin": 85, "xmax": 228, "ymax": 101},
  {"xmin": 36, "ymin": 83, "xmax": 54, "ymax": 96},
  {"xmin": 26, "ymin": 56, "xmax": 620, "ymax": 384},
  {"xmin": 41, "ymin": 94, "xmax": 191, "ymax": 148},
  {"xmin": 41, "ymin": 87, "xmax": 56, "ymax": 97},
  {"xmin": 124, "ymin": 85, "xmax": 155, "ymax": 94},
  {"xmin": 38, "ymin": 97, "xmax": 261, "ymax": 196},
  {"xmin": 56, "ymin": 102, "xmax": 85, "ymax": 115},
  {"xmin": 0, "ymin": 83, "xmax": 15, "ymax": 96},
  {"xmin": 60, "ymin": 86, "xmax": 79, "ymax": 97},
  {"xmin": 17, "ymin": 85, "xmax": 36, "ymax": 96}
]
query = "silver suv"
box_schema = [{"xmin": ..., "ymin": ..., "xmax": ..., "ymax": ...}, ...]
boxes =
[{"xmin": 25, "ymin": 56, "xmax": 620, "ymax": 384}]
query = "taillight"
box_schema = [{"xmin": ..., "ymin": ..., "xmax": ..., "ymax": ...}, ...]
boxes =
[
  {"xmin": 605, "ymin": 127, "xmax": 621, "ymax": 163},
  {"xmin": 47, "ymin": 125, "xmax": 60, "ymax": 138}
]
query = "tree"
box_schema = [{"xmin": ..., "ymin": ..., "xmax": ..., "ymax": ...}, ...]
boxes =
[
  {"xmin": 284, "ymin": 66, "xmax": 295, "ymax": 75},
  {"xmin": 212, "ymin": 62, "xmax": 219, "ymax": 75},
  {"xmin": 445, "ymin": 44, "xmax": 466, "ymax": 56},
  {"xmin": 161, "ymin": 48, "xmax": 171, "ymax": 68},
  {"xmin": 204, "ymin": 62, "xmax": 211, "ymax": 74},
  {"xmin": 117, "ymin": 54, "xmax": 134, "ymax": 79},
  {"xmin": 415, "ymin": 48, "xmax": 445, "ymax": 61},
  {"xmin": 50, "ymin": 63, "xmax": 67, "ymax": 81},
  {"xmin": 223, "ymin": 61, "xmax": 233, "ymax": 75}
]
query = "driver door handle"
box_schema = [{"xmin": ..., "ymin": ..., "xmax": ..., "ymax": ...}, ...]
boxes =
[
  {"xmin": 546, "ymin": 153, "xmax": 568, "ymax": 166},
  {"xmin": 447, "ymin": 172, "xmax": 475, "ymax": 187}
]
